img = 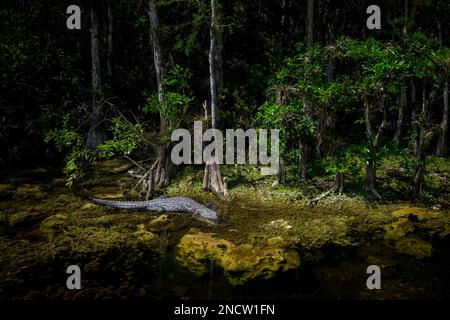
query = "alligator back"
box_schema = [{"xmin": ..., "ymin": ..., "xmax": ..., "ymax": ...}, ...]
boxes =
[{"xmin": 90, "ymin": 196, "xmax": 225, "ymax": 225}]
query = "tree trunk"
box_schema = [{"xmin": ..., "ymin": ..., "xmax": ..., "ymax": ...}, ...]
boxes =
[
  {"xmin": 363, "ymin": 160, "xmax": 378, "ymax": 193},
  {"xmin": 409, "ymin": 80, "xmax": 418, "ymax": 155},
  {"xmin": 335, "ymin": 171, "xmax": 344, "ymax": 193},
  {"xmin": 106, "ymin": 0, "xmax": 113, "ymax": 77},
  {"xmin": 281, "ymin": 0, "xmax": 286, "ymax": 28},
  {"xmin": 436, "ymin": 80, "xmax": 448, "ymax": 156},
  {"xmin": 209, "ymin": 0, "xmax": 218, "ymax": 130},
  {"xmin": 315, "ymin": 38, "xmax": 336, "ymax": 158},
  {"xmin": 298, "ymin": 140, "xmax": 306, "ymax": 180},
  {"xmin": 434, "ymin": 18, "xmax": 447, "ymax": 157},
  {"xmin": 90, "ymin": 7, "xmax": 101, "ymax": 93},
  {"xmin": 402, "ymin": 0, "xmax": 408, "ymax": 35},
  {"xmin": 277, "ymin": 157, "xmax": 286, "ymax": 184},
  {"xmin": 363, "ymin": 159, "xmax": 382, "ymax": 199},
  {"xmin": 148, "ymin": 0, "xmax": 168, "ymax": 132},
  {"xmin": 203, "ymin": 0, "xmax": 229, "ymax": 200},
  {"xmin": 412, "ymin": 86, "xmax": 438, "ymax": 198},
  {"xmin": 142, "ymin": 0, "xmax": 176, "ymax": 198},
  {"xmin": 394, "ymin": 86, "xmax": 406, "ymax": 148},
  {"xmin": 306, "ymin": 0, "xmax": 314, "ymax": 47},
  {"xmin": 412, "ymin": 87, "xmax": 427, "ymax": 198},
  {"xmin": 86, "ymin": 5, "xmax": 106, "ymax": 150},
  {"xmin": 362, "ymin": 99, "xmax": 385, "ymax": 199},
  {"xmin": 299, "ymin": 0, "xmax": 314, "ymax": 178}
]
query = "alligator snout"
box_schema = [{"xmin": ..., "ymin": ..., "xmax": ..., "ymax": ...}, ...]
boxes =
[{"xmin": 214, "ymin": 216, "xmax": 228, "ymax": 226}]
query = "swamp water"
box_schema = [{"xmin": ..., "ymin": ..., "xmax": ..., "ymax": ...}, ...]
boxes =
[{"xmin": 0, "ymin": 165, "xmax": 449, "ymax": 300}]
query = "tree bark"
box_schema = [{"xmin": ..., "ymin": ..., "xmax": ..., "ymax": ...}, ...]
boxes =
[
  {"xmin": 409, "ymin": 80, "xmax": 419, "ymax": 155},
  {"xmin": 209, "ymin": 0, "xmax": 219, "ymax": 130},
  {"xmin": 90, "ymin": 7, "xmax": 101, "ymax": 92},
  {"xmin": 277, "ymin": 157, "xmax": 286, "ymax": 184},
  {"xmin": 434, "ymin": 20, "xmax": 447, "ymax": 157},
  {"xmin": 298, "ymin": 140, "xmax": 307, "ymax": 180},
  {"xmin": 203, "ymin": 0, "xmax": 229, "ymax": 200},
  {"xmin": 281, "ymin": 0, "xmax": 286, "ymax": 28},
  {"xmin": 402, "ymin": 0, "xmax": 408, "ymax": 35},
  {"xmin": 148, "ymin": 0, "xmax": 168, "ymax": 132},
  {"xmin": 106, "ymin": 0, "xmax": 114, "ymax": 77},
  {"xmin": 362, "ymin": 99, "xmax": 386, "ymax": 199},
  {"xmin": 298, "ymin": 0, "xmax": 314, "ymax": 179},
  {"xmin": 412, "ymin": 87, "xmax": 427, "ymax": 198},
  {"xmin": 306, "ymin": 0, "xmax": 314, "ymax": 47},
  {"xmin": 142, "ymin": 0, "xmax": 176, "ymax": 198},
  {"xmin": 315, "ymin": 33, "xmax": 336, "ymax": 158},
  {"xmin": 363, "ymin": 160, "xmax": 381, "ymax": 198},
  {"xmin": 412, "ymin": 86, "xmax": 438, "ymax": 198},
  {"xmin": 86, "ymin": 5, "xmax": 106, "ymax": 150},
  {"xmin": 436, "ymin": 80, "xmax": 448, "ymax": 156},
  {"xmin": 394, "ymin": 86, "xmax": 406, "ymax": 148}
]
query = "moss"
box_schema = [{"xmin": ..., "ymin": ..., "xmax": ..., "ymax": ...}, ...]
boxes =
[
  {"xmin": 267, "ymin": 236, "xmax": 286, "ymax": 246},
  {"xmin": 8, "ymin": 211, "xmax": 49, "ymax": 228},
  {"xmin": 149, "ymin": 214, "xmax": 170, "ymax": 226},
  {"xmin": 391, "ymin": 207, "xmax": 441, "ymax": 221},
  {"xmin": 39, "ymin": 213, "xmax": 69, "ymax": 241},
  {"xmin": 381, "ymin": 205, "xmax": 450, "ymax": 259},
  {"xmin": 14, "ymin": 184, "xmax": 48, "ymax": 199},
  {"xmin": 383, "ymin": 218, "xmax": 415, "ymax": 241},
  {"xmin": 395, "ymin": 236, "xmax": 433, "ymax": 259},
  {"xmin": 133, "ymin": 223, "xmax": 159, "ymax": 244},
  {"xmin": 176, "ymin": 230, "xmax": 300, "ymax": 286},
  {"xmin": 91, "ymin": 159, "xmax": 133, "ymax": 173},
  {"xmin": 90, "ymin": 187, "xmax": 124, "ymax": 199},
  {"xmin": 295, "ymin": 215, "xmax": 358, "ymax": 250}
]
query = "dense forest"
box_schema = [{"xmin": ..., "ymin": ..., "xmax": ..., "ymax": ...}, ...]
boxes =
[
  {"xmin": 1, "ymin": 0, "xmax": 450, "ymax": 301},
  {"xmin": 1, "ymin": 0, "xmax": 449, "ymax": 199}
]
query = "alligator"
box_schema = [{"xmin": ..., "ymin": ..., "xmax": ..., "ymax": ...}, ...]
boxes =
[{"xmin": 91, "ymin": 196, "xmax": 226, "ymax": 225}]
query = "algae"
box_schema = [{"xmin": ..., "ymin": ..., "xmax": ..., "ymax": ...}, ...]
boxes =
[{"xmin": 176, "ymin": 229, "xmax": 300, "ymax": 285}]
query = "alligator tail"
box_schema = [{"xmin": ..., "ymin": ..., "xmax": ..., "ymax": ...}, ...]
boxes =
[{"xmin": 90, "ymin": 198, "xmax": 149, "ymax": 209}]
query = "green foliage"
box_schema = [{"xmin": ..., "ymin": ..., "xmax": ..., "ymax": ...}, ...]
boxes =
[
  {"xmin": 45, "ymin": 113, "xmax": 145, "ymax": 186},
  {"xmin": 324, "ymin": 145, "xmax": 366, "ymax": 176},
  {"xmin": 97, "ymin": 117, "xmax": 143, "ymax": 159},
  {"xmin": 142, "ymin": 91, "xmax": 193, "ymax": 130},
  {"xmin": 45, "ymin": 126, "xmax": 94, "ymax": 187},
  {"xmin": 257, "ymin": 101, "xmax": 316, "ymax": 156},
  {"xmin": 339, "ymin": 38, "xmax": 410, "ymax": 98},
  {"xmin": 63, "ymin": 148, "xmax": 96, "ymax": 187},
  {"xmin": 142, "ymin": 64, "xmax": 194, "ymax": 131}
]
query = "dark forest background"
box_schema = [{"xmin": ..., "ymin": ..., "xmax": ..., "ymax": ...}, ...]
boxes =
[{"xmin": 1, "ymin": 0, "xmax": 449, "ymax": 200}]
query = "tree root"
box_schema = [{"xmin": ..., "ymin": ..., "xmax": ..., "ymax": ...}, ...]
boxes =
[
  {"xmin": 367, "ymin": 187, "xmax": 382, "ymax": 200},
  {"xmin": 203, "ymin": 163, "xmax": 229, "ymax": 201},
  {"xmin": 309, "ymin": 185, "xmax": 343, "ymax": 206},
  {"xmin": 363, "ymin": 185, "xmax": 382, "ymax": 200},
  {"xmin": 130, "ymin": 145, "xmax": 176, "ymax": 199},
  {"xmin": 309, "ymin": 172, "xmax": 344, "ymax": 206}
]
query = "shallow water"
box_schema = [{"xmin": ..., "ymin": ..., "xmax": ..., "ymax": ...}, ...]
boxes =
[{"xmin": 0, "ymin": 166, "xmax": 449, "ymax": 300}]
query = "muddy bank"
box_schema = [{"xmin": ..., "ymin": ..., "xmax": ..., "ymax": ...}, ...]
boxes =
[{"xmin": 0, "ymin": 161, "xmax": 449, "ymax": 299}]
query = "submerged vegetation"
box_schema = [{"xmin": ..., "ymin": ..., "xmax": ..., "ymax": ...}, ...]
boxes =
[{"xmin": 0, "ymin": 158, "xmax": 449, "ymax": 299}]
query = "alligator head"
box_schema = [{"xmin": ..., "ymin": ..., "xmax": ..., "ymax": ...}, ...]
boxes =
[{"xmin": 195, "ymin": 206, "xmax": 227, "ymax": 226}]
